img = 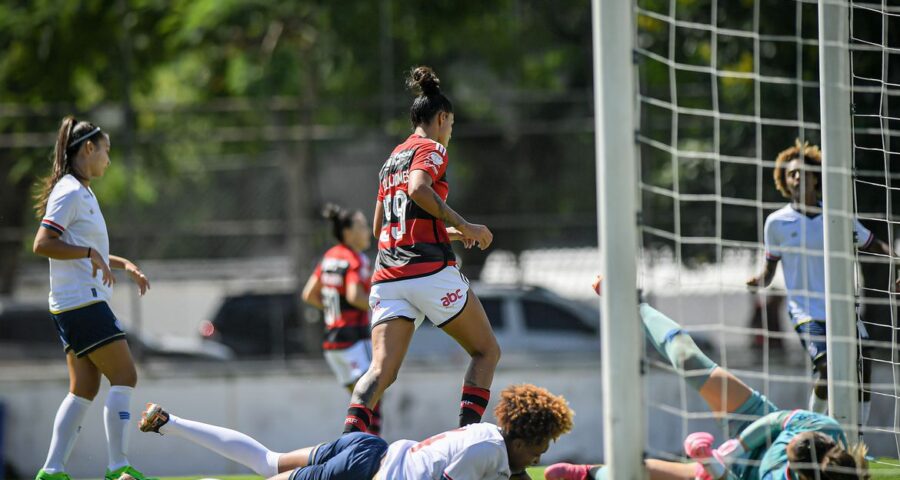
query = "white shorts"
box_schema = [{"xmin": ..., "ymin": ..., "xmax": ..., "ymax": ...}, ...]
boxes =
[
  {"xmin": 323, "ymin": 340, "xmax": 372, "ymax": 386},
  {"xmin": 369, "ymin": 266, "xmax": 470, "ymax": 328}
]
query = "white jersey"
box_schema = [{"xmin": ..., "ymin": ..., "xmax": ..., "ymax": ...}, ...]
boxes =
[
  {"xmin": 376, "ymin": 423, "xmax": 511, "ymax": 480},
  {"xmin": 764, "ymin": 204, "xmax": 872, "ymax": 324},
  {"xmin": 41, "ymin": 174, "xmax": 112, "ymax": 312}
]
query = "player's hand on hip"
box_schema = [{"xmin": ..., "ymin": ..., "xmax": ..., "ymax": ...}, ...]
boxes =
[
  {"xmin": 446, "ymin": 226, "xmax": 477, "ymax": 249},
  {"xmin": 126, "ymin": 265, "xmax": 151, "ymax": 296},
  {"xmin": 592, "ymin": 275, "xmax": 603, "ymax": 296},
  {"xmin": 89, "ymin": 249, "xmax": 115, "ymax": 287},
  {"xmin": 459, "ymin": 222, "xmax": 493, "ymax": 250}
]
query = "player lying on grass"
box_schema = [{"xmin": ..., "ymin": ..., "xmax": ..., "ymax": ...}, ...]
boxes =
[
  {"xmin": 139, "ymin": 383, "xmax": 572, "ymax": 480},
  {"xmin": 545, "ymin": 278, "xmax": 869, "ymax": 480}
]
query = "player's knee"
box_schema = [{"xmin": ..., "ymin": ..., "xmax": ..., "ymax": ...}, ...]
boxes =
[
  {"xmin": 470, "ymin": 338, "xmax": 501, "ymax": 366},
  {"xmin": 814, "ymin": 384, "xmax": 828, "ymax": 400},
  {"xmin": 71, "ymin": 383, "xmax": 100, "ymax": 400},
  {"xmin": 108, "ymin": 365, "xmax": 138, "ymax": 387},
  {"xmin": 813, "ymin": 368, "xmax": 828, "ymax": 400}
]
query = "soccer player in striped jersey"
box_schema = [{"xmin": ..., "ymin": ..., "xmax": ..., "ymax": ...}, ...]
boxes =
[
  {"xmin": 746, "ymin": 140, "xmax": 895, "ymax": 424},
  {"xmin": 545, "ymin": 278, "xmax": 869, "ymax": 480},
  {"xmin": 31, "ymin": 117, "xmax": 154, "ymax": 480},
  {"xmin": 302, "ymin": 204, "xmax": 382, "ymax": 434},
  {"xmin": 342, "ymin": 65, "xmax": 501, "ymax": 434},
  {"xmin": 139, "ymin": 383, "xmax": 573, "ymax": 480}
]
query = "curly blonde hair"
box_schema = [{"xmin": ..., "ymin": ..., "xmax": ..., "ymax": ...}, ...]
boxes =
[
  {"xmin": 773, "ymin": 139, "xmax": 822, "ymax": 199},
  {"xmin": 493, "ymin": 384, "xmax": 574, "ymax": 445}
]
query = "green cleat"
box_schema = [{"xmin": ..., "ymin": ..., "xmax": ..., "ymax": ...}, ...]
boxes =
[
  {"xmin": 104, "ymin": 465, "xmax": 158, "ymax": 480},
  {"xmin": 34, "ymin": 469, "xmax": 72, "ymax": 480}
]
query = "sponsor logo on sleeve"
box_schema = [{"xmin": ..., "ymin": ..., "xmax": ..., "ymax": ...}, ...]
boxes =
[{"xmin": 425, "ymin": 151, "xmax": 444, "ymax": 174}]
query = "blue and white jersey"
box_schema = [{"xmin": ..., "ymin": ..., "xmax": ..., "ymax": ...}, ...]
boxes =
[
  {"xmin": 764, "ymin": 204, "xmax": 873, "ymax": 325},
  {"xmin": 41, "ymin": 174, "xmax": 111, "ymax": 312}
]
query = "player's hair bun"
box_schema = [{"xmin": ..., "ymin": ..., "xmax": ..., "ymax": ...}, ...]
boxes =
[
  {"xmin": 322, "ymin": 203, "xmax": 343, "ymax": 221},
  {"xmin": 407, "ymin": 66, "xmax": 441, "ymax": 97},
  {"xmin": 322, "ymin": 203, "xmax": 356, "ymax": 243}
]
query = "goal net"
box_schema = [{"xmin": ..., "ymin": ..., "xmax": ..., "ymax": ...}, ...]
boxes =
[{"xmin": 625, "ymin": 0, "xmax": 900, "ymax": 471}]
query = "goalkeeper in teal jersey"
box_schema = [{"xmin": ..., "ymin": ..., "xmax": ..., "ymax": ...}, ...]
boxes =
[{"xmin": 546, "ymin": 278, "xmax": 869, "ymax": 480}]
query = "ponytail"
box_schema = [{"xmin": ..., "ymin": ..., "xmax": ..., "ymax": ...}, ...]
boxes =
[
  {"xmin": 406, "ymin": 65, "xmax": 453, "ymax": 127},
  {"xmin": 34, "ymin": 116, "xmax": 104, "ymax": 217},
  {"xmin": 322, "ymin": 203, "xmax": 355, "ymax": 244}
]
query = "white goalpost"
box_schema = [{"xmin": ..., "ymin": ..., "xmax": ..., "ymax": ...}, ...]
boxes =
[
  {"xmin": 818, "ymin": 0, "xmax": 860, "ymax": 440},
  {"xmin": 593, "ymin": 0, "xmax": 645, "ymax": 478}
]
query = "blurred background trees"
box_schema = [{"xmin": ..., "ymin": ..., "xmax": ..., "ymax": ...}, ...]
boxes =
[{"xmin": 2, "ymin": 0, "xmax": 895, "ymax": 290}]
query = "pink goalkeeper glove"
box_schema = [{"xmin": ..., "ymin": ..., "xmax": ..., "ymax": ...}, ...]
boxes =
[{"xmin": 684, "ymin": 433, "xmax": 744, "ymax": 480}]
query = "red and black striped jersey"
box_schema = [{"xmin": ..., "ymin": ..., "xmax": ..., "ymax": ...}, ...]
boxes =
[
  {"xmin": 313, "ymin": 244, "xmax": 371, "ymax": 350},
  {"xmin": 373, "ymin": 134, "xmax": 455, "ymax": 284}
]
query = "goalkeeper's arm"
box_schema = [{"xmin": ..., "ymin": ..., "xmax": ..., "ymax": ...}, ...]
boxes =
[
  {"xmin": 713, "ymin": 410, "xmax": 794, "ymax": 471},
  {"xmin": 692, "ymin": 411, "xmax": 793, "ymax": 479},
  {"xmin": 735, "ymin": 410, "xmax": 793, "ymax": 451}
]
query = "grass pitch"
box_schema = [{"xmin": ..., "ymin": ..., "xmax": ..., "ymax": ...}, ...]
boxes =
[{"xmin": 157, "ymin": 460, "xmax": 900, "ymax": 479}]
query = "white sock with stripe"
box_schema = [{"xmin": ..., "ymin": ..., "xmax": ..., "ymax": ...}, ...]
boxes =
[
  {"xmin": 42, "ymin": 393, "xmax": 92, "ymax": 473},
  {"xmin": 104, "ymin": 385, "xmax": 134, "ymax": 470},
  {"xmin": 159, "ymin": 414, "xmax": 281, "ymax": 477}
]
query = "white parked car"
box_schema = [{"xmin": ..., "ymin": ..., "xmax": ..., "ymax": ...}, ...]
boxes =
[{"xmin": 405, "ymin": 283, "xmax": 601, "ymax": 361}]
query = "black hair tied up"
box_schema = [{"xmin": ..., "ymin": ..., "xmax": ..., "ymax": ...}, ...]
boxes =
[
  {"xmin": 322, "ymin": 203, "xmax": 354, "ymax": 244},
  {"xmin": 34, "ymin": 115, "xmax": 104, "ymax": 217},
  {"xmin": 406, "ymin": 65, "xmax": 453, "ymax": 127}
]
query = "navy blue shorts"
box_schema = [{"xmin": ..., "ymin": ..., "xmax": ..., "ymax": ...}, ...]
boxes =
[
  {"xmin": 795, "ymin": 320, "xmax": 828, "ymax": 367},
  {"xmin": 51, "ymin": 301, "xmax": 126, "ymax": 358},
  {"xmin": 289, "ymin": 432, "xmax": 387, "ymax": 480}
]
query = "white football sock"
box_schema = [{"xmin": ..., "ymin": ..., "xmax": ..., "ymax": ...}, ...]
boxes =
[
  {"xmin": 42, "ymin": 393, "xmax": 92, "ymax": 473},
  {"xmin": 860, "ymin": 401, "xmax": 871, "ymax": 427},
  {"xmin": 160, "ymin": 414, "xmax": 281, "ymax": 477},
  {"xmin": 808, "ymin": 390, "xmax": 828, "ymax": 414},
  {"xmin": 104, "ymin": 385, "xmax": 133, "ymax": 470}
]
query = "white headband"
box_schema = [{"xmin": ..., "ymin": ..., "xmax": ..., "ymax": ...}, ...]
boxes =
[{"xmin": 68, "ymin": 127, "xmax": 101, "ymax": 149}]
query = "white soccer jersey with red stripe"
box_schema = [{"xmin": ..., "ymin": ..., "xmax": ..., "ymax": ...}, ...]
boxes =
[
  {"xmin": 376, "ymin": 423, "xmax": 511, "ymax": 480},
  {"xmin": 41, "ymin": 174, "xmax": 111, "ymax": 312}
]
